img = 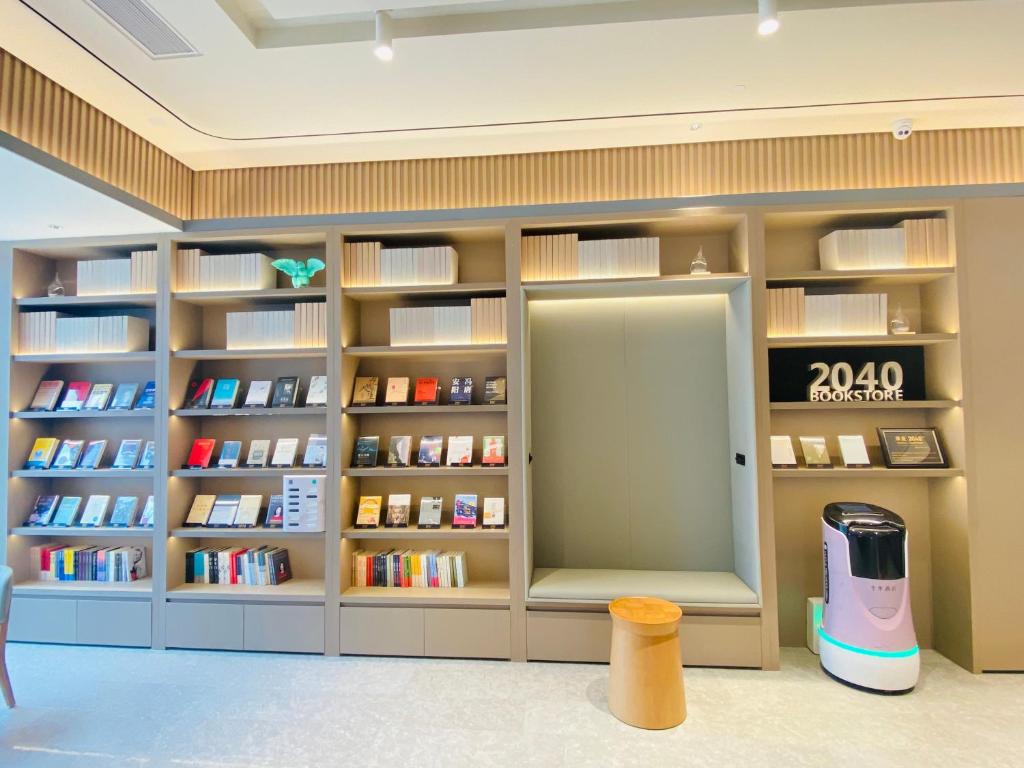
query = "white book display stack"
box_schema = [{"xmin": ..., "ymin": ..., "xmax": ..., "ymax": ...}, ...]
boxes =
[
  {"xmin": 176, "ymin": 249, "xmax": 277, "ymax": 291},
  {"xmin": 470, "ymin": 297, "xmax": 507, "ymax": 344},
  {"xmin": 818, "ymin": 219, "xmax": 949, "ymax": 270},
  {"xmin": 343, "ymin": 242, "xmax": 458, "ymax": 287},
  {"xmin": 19, "ymin": 312, "xmax": 150, "ymax": 352},
  {"xmin": 389, "ymin": 297, "xmax": 507, "ymax": 346},
  {"xmin": 225, "ymin": 302, "xmax": 326, "ymax": 349},
  {"xmin": 76, "ymin": 252, "xmax": 157, "ymax": 295},
  {"xmin": 521, "ymin": 235, "xmax": 659, "ymax": 281},
  {"xmin": 767, "ymin": 288, "xmax": 889, "ymax": 337}
]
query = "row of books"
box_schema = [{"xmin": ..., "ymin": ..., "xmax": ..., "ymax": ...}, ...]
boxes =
[
  {"xmin": 355, "ymin": 494, "xmax": 505, "ymax": 529},
  {"xmin": 521, "ymin": 234, "xmax": 660, "ymax": 282},
  {"xmin": 26, "ymin": 437, "xmax": 153, "ymax": 471},
  {"xmin": 353, "ymin": 435, "xmax": 505, "ymax": 468},
  {"xmin": 19, "ymin": 312, "xmax": 150, "ymax": 353},
  {"xmin": 184, "ymin": 546, "xmax": 292, "ymax": 585},
  {"xmin": 76, "ymin": 252, "xmax": 158, "ymax": 296},
  {"xmin": 183, "ymin": 494, "xmax": 283, "ymax": 528},
  {"xmin": 388, "ymin": 297, "xmax": 507, "ymax": 346},
  {"xmin": 351, "ymin": 375, "xmax": 506, "ymax": 407},
  {"xmin": 186, "ymin": 436, "xmax": 326, "ymax": 469},
  {"xmin": 27, "ymin": 494, "xmax": 154, "ymax": 528},
  {"xmin": 29, "ymin": 380, "xmax": 155, "ymax": 412},
  {"xmin": 352, "ymin": 549, "xmax": 468, "ymax": 589},
  {"xmin": 343, "ymin": 242, "xmax": 458, "ymax": 287},
  {"xmin": 175, "ymin": 249, "xmax": 276, "ymax": 291},
  {"xmin": 225, "ymin": 302, "xmax": 326, "ymax": 349},
  {"xmin": 184, "ymin": 376, "xmax": 325, "ymax": 409},
  {"xmin": 30, "ymin": 545, "xmax": 148, "ymax": 582},
  {"xmin": 767, "ymin": 288, "xmax": 889, "ymax": 337},
  {"xmin": 818, "ymin": 219, "xmax": 949, "ymax": 270}
]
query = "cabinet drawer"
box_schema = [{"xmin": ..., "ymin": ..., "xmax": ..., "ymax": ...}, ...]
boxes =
[
  {"xmin": 527, "ymin": 611, "xmax": 611, "ymax": 662},
  {"xmin": 166, "ymin": 602, "xmax": 243, "ymax": 650},
  {"xmin": 425, "ymin": 608, "xmax": 510, "ymax": 659},
  {"xmin": 8, "ymin": 597, "xmax": 77, "ymax": 644},
  {"xmin": 77, "ymin": 599, "xmax": 151, "ymax": 648},
  {"xmin": 244, "ymin": 605, "xmax": 324, "ymax": 654},
  {"xmin": 340, "ymin": 606, "xmax": 423, "ymax": 656}
]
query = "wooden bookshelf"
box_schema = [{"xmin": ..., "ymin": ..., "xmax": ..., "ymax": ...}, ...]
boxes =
[
  {"xmin": 342, "ymin": 525, "xmax": 510, "ymax": 540},
  {"xmin": 767, "ymin": 332, "xmax": 956, "ymax": 349},
  {"xmin": 343, "ymin": 405, "xmax": 507, "ymax": 414},
  {"xmin": 11, "ymin": 409, "xmax": 153, "ymax": 419},
  {"xmin": 172, "ymin": 467, "xmax": 326, "ymax": 478},
  {"xmin": 343, "ymin": 344, "xmax": 506, "ymax": 359},
  {"xmin": 167, "ymin": 579, "xmax": 325, "ymax": 602},
  {"xmin": 171, "ymin": 407, "xmax": 327, "ymax": 418},
  {"xmin": 522, "ymin": 273, "xmax": 748, "ymax": 300},
  {"xmin": 14, "ymin": 578, "xmax": 153, "ymax": 598},
  {"xmin": 12, "ymin": 469, "xmax": 155, "ymax": 479},
  {"xmin": 172, "ymin": 287, "xmax": 327, "ymax": 305},
  {"xmin": 772, "ymin": 468, "xmax": 963, "ymax": 479},
  {"xmin": 10, "ymin": 526, "xmax": 153, "ymax": 537},
  {"xmin": 17, "ymin": 293, "xmax": 158, "ymax": 308},
  {"xmin": 765, "ymin": 266, "xmax": 954, "ymax": 286},
  {"xmin": 172, "ymin": 347, "xmax": 327, "ymax": 360},
  {"xmin": 343, "ymin": 281, "xmax": 505, "ymax": 301},
  {"xmin": 13, "ymin": 351, "xmax": 156, "ymax": 363},
  {"xmin": 770, "ymin": 400, "xmax": 960, "ymax": 411},
  {"xmin": 343, "ymin": 466, "xmax": 509, "ymax": 477},
  {"xmin": 340, "ymin": 583, "xmax": 510, "ymax": 607},
  {"xmin": 170, "ymin": 527, "xmax": 324, "ymax": 539}
]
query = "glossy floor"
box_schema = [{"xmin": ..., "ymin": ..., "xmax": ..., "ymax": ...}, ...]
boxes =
[{"xmin": 0, "ymin": 644, "xmax": 1020, "ymax": 767}]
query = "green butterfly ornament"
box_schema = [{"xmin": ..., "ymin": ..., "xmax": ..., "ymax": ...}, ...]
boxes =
[{"xmin": 271, "ymin": 258, "xmax": 326, "ymax": 288}]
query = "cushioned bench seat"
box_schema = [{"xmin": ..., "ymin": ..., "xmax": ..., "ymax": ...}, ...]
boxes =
[{"xmin": 529, "ymin": 568, "xmax": 759, "ymax": 607}]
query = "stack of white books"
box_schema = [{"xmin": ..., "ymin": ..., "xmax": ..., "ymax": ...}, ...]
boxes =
[
  {"xmin": 766, "ymin": 288, "xmax": 806, "ymax": 336},
  {"xmin": 225, "ymin": 302, "xmax": 326, "ymax": 349},
  {"xmin": 521, "ymin": 234, "xmax": 579, "ymax": 281},
  {"xmin": 389, "ymin": 305, "xmax": 472, "ymax": 346},
  {"xmin": 54, "ymin": 315, "xmax": 150, "ymax": 352},
  {"xmin": 76, "ymin": 252, "xmax": 157, "ymax": 295},
  {"xmin": 130, "ymin": 251, "xmax": 158, "ymax": 293},
  {"xmin": 522, "ymin": 235, "xmax": 660, "ymax": 281},
  {"xmin": 818, "ymin": 220, "xmax": 950, "ymax": 271},
  {"xmin": 768, "ymin": 288, "xmax": 890, "ymax": 337},
  {"xmin": 18, "ymin": 311, "xmax": 63, "ymax": 353},
  {"xmin": 470, "ymin": 297, "xmax": 507, "ymax": 343},
  {"xmin": 899, "ymin": 219, "xmax": 949, "ymax": 267},
  {"xmin": 294, "ymin": 302, "xmax": 327, "ymax": 347},
  {"xmin": 343, "ymin": 242, "xmax": 458, "ymax": 287},
  {"xmin": 175, "ymin": 249, "xmax": 276, "ymax": 291}
]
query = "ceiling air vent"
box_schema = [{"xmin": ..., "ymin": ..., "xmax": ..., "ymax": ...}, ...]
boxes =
[{"xmin": 85, "ymin": 0, "xmax": 200, "ymax": 59}]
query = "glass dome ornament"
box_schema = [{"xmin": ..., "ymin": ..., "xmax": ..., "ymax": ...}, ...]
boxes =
[
  {"xmin": 689, "ymin": 246, "xmax": 709, "ymax": 275},
  {"xmin": 890, "ymin": 304, "xmax": 911, "ymax": 335},
  {"xmin": 46, "ymin": 272, "xmax": 66, "ymax": 297}
]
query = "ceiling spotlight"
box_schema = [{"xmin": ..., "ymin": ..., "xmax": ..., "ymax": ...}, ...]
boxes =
[
  {"xmin": 374, "ymin": 10, "xmax": 394, "ymax": 61},
  {"xmin": 48, "ymin": 224, "xmax": 62, "ymax": 231},
  {"xmin": 758, "ymin": 0, "xmax": 779, "ymax": 35}
]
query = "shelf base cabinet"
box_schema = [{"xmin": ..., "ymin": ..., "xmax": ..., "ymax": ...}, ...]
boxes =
[
  {"xmin": 527, "ymin": 611, "xmax": 763, "ymax": 668},
  {"xmin": 166, "ymin": 602, "xmax": 325, "ymax": 654},
  {"xmin": 9, "ymin": 597, "xmax": 152, "ymax": 647},
  {"xmin": 339, "ymin": 606, "xmax": 511, "ymax": 659}
]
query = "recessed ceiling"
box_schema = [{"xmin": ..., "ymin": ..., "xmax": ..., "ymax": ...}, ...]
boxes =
[{"xmin": 1, "ymin": 0, "xmax": 1022, "ymax": 170}]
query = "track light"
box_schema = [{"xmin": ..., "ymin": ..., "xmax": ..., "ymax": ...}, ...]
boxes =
[
  {"xmin": 758, "ymin": 0, "xmax": 779, "ymax": 35},
  {"xmin": 374, "ymin": 10, "xmax": 394, "ymax": 61}
]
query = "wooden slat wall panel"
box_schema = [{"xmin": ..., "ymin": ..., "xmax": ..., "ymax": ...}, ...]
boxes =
[{"xmin": 0, "ymin": 48, "xmax": 192, "ymax": 219}]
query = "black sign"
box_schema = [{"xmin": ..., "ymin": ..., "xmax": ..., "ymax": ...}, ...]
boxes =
[{"xmin": 769, "ymin": 346, "xmax": 926, "ymax": 403}]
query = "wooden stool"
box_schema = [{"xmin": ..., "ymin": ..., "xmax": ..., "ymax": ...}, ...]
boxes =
[{"xmin": 607, "ymin": 596, "xmax": 685, "ymax": 729}]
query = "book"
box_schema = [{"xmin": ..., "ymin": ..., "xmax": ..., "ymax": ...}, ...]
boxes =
[
  {"xmin": 233, "ymin": 495, "xmax": 263, "ymax": 527},
  {"xmin": 838, "ymin": 435, "xmax": 872, "ymax": 468},
  {"xmin": 137, "ymin": 496, "xmax": 155, "ymax": 527},
  {"xmin": 51, "ymin": 439, "xmax": 85, "ymax": 469},
  {"xmin": 82, "ymin": 383, "xmax": 113, "ymax": 410},
  {"xmin": 481, "ymin": 435, "xmax": 506, "ymax": 466},
  {"xmin": 417, "ymin": 435, "xmax": 443, "ymax": 466},
  {"xmin": 207, "ymin": 494, "xmax": 241, "ymax": 527},
  {"xmin": 352, "ymin": 436, "xmax": 380, "ymax": 467},
  {"xmin": 453, "ymin": 494, "xmax": 478, "ymax": 528},
  {"xmin": 186, "ymin": 438, "xmax": 216, "ymax": 468},
  {"xmin": 355, "ymin": 496, "xmax": 383, "ymax": 528},
  {"xmin": 386, "ymin": 435, "xmax": 412, "ymax": 467},
  {"xmin": 112, "ymin": 439, "xmax": 142, "ymax": 469},
  {"xmin": 79, "ymin": 495, "xmax": 112, "ymax": 527},
  {"xmin": 302, "ymin": 434, "xmax": 328, "ymax": 467},
  {"xmin": 210, "ymin": 379, "xmax": 240, "ymax": 408},
  {"xmin": 25, "ymin": 437, "xmax": 59, "ymax": 469},
  {"xmin": 185, "ymin": 379, "xmax": 215, "ymax": 409},
  {"xmin": 29, "ymin": 380, "xmax": 64, "ymax": 411},
  {"xmin": 77, "ymin": 439, "xmax": 107, "ymax": 469},
  {"xmin": 245, "ymin": 439, "xmax": 271, "ymax": 468},
  {"xmin": 446, "ymin": 436, "xmax": 474, "ymax": 466},
  {"xmin": 305, "ymin": 375, "xmax": 328, "ymax": 406},
  {"xmin": 350, "ymin": 376, "xmax": 379, "ymax": 406},
  {"xmin": 57, "ymin": 381, "xmax": 92, "ymax": 411},
  {"xmin": 449, "ymin": 376, "xmax": 473, "ymax": 405},
  {"xmin": 417, "ymin": 496, "xmax": 443, "ymax": 529},
  {"xmin": 272, "ymin": 377, "xmax": 300, "ymax": 407},
  {"xmin": 109, "ymin": 496, "xmax": 140, "ymax": 527},
  {"xmin": 243, "ymin": 380, "xmax": 273, "ymax": 407},
  {"xmin": 27, "ymin": 494, "xmax": 60, "ymax": 526},
  {"xmin": 184, "ymin": 495, "xmax": 216, "ymax": 526},
  {"xmin": 134, "ymin": 381, "xmax": 156, "ymax": 410},
  {"xmin": 385, "ymin": 493, "xmax": 411, "ymax": 527},
  {"xmin": 384, "ymin": 377, "xmax": 409, "ymax": 405},
  {"xmin": 483, "ymin": 497, "xmax": 506, "ymax": 528},
  {"xmin": 137, "ymin": 440, "xmax": 156, "ymax": 469},
  {"xmin": 270, "ymin": 437, "xmax": 299, "ymax": 467},
  {"xmin": 51, "ymin": 496, "xmax": 83, "ymax": 527},
  {"xmin": 484, "ymin": 376, "xmax": 507, "ymax": 404},
  {"xmin": 265, "ymin": 494, "xmax": 285, "ymax": 528},
  {"xmin": 413, "ymin": 377, "xmax": 440, "ymax": 405},
  {"xmin": 217, "ymin": 440, "xmax": 242, "ymax": 468},
  {"xmin": 109, "ymin": 382, "xmax": 138, "ymax": 410},
  {"xmin": 799, "ymin": 436, "xmax": 832, "ymax": 468},
  {"xmin": 770, "ymin": 436, "xmax": 798, "ymax": 469}
]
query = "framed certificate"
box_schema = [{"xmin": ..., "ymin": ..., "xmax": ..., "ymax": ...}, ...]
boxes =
[{"xmin": 877, "ymin": 428, "xmax": 948, "ymax": 468}]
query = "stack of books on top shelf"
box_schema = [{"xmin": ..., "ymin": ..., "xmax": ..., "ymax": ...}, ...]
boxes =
[
  {"xmin": 343, "ymin": 242, "xmax": 458, "ymax": 287},
  {"xmin": 818, "ymin": 219, "xmax": 949, "ymax": 270},
  {"xmin": 351, "ymin": 549, "xmax": 469, "ymax": 588},
  {"xmin": 768, "ymin": 288, "xmax": 888, "ymax": 336},
  {"xmin": 521, "ymin": 234, "xmax": 660, "ymax": 281},
  {"xmin": 184, "ymin": 547, "xmax": 292, "ymax": 586},
  {"xmin": 76, "ymin": 252, "xmax": 158, "ymax": 295},
  {"xmin": 175, "ymin": 249, "xmax": 277, "ymax": 291},
  {"xmin": 225, "ymin": 302, "xmax": 326, "ymax": 349},
  {"xmin": 18, "ymin": 312, "xmax": 150, "ymax": 353},
  {"xmin": 389, "ymin": 297, "xmax": 506, "ymax": 346},
  {"xmin": 30, "ymin": 544, "xmax": 148, "ymax": 582}
]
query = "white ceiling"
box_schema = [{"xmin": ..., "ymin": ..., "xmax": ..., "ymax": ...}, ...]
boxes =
[
  {"xmin": 0, "ymin": 0, "xmax": 1022, "ymax": 170},
  {"xmin": 0, "ymin": 147, "xmax": 178, "ymax": 240}
]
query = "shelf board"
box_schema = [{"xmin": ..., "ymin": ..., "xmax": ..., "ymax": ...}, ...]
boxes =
[
  {"xmin": 170, "ymin": 527, "xmax": 324, "ymax": 539},
  {"xmin": 343, "ymin": 282, "xmax": 506, "ymax": 301},
  {"xmin": 523, "ymin": 273, "xmax": 749, "ymax": 300},
  {"xmin": 766, "ymin": 267, "xmax": 955, "ymax": 286},
  {"xmin": 171, "ymin": 407, "xmax": 327, "ymax": 418},
  {"xmin": 10, "ymin": 526, "xmax": 153, "ymax": 538},
  {"xmin": 11, "ymin": 409, "xmax": 153, "ymax": 420},
  {"xmin": 12, "ymin": 469, "xmax": 155, "ymax": 479},
  {"xmin": 167, "ymin": 579, "xmax": 325, "ymax": 603},
  {"xmin": 340, "ymin": 583, "xmax": 510, "ymax": 608},
  {"xmin": 172, "ymin": 467, "xmax": 326, "ymax": 478},
  {"xmin": 16, "ymin": 293, "xmax": 157, "ymax": 308},
  {"xmin": 344, "ymin": 466, "xmax": 509, "ymax": 477},
  {"xmin": 770, "ymin": 400, "xmax": 961, "ymax": 411},
  {"xmin": 13, "ymin": 577, "xmax": 153, "ymax": 598},
  {"xmin": 13, "ymin": 351, "xmax": 156, "ymax": 364},
  {"xmin": 172, "ymin": 287, "xmax": 327, "ymax": 305},
  {"xmin": 772, "ymin": 468, "xmax": 963, "ymax": 479},
  {"xmin": 343, "ymin": 405, "xmax": 507, "ymax": 415},
  {"xmin": 767, "ymin": 333, "xmax": 957, "ymax": 349},
  {"xmin": 173, "ymin": 347, "xmax": 327, "ymax": 360},
  {"xmin": 342, "ymin": 524, "xmax": 509, "ymax": 540},
  {"xmin": 343, "ymin": 344, "xmax": 506, "ymax": 359}
]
